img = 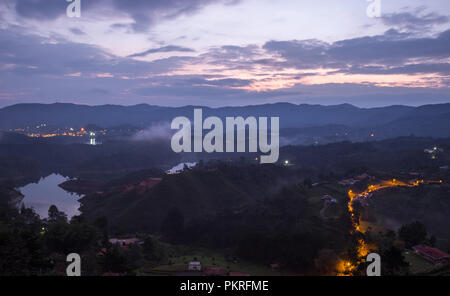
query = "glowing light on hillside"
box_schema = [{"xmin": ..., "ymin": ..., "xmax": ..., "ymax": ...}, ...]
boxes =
[{"xmin": 340, "ymin": 178, "xmax": 442, "ymax": 276}]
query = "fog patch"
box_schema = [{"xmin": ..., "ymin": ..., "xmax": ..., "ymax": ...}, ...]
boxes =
[
  {"xmin": 132, "ymin": 122, "xmax": 173, "ymax": 141},
  {"xmin": 166, "ymin": 162, "xmax": 197, "ymax": 174}
]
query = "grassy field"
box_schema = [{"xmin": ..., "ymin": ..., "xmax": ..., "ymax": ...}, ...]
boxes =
[
  {"xmin": 306, "ymin": 183, "xmax": 348, "ymax": 217},
  {"xmin": 359, "ymin": 220, "xmax": 387, "ymax": 234},
  {"xmin": 147, "ymin": 248, "xmax": 282, "ymax": 276},
  {"xmin": 403, "ymin": 250, "xmax": 438, "ymax": 274}
]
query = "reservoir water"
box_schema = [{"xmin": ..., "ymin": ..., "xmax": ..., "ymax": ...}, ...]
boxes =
[{"xmin": 18, "ymin": 174, "xmax": 81, "ymax": 219}]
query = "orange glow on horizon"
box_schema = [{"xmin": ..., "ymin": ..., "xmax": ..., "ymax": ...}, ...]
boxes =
[{"xmin": 163, "ymin": 60, "xmax": 446, "ymax": 92}]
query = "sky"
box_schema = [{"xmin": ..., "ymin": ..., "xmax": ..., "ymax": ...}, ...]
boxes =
[{"xmin": 0, "ymin": 0, "xmax": 449, "ymax": 108}]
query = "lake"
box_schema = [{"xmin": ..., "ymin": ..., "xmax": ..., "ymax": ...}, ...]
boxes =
[{"xmin": 19, "ymin": 174, "xmax": 81, "ymax": 219}]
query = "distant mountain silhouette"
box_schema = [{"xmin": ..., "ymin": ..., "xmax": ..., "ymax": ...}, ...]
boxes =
[{"xmin": 0, "ymin": 102, "xmax": 449, "ymax": 138}]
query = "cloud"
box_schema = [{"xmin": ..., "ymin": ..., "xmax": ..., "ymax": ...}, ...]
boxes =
[
  {"xmin": 69, "ymin": 27, "xmax": 85, "ymax": 36},
  {"xmin": 0, "ymin": 18, "xmax": 449, "ymax": 108},
  {"xmin": 202, "ymin": 78, "xmax": 253, "ymax": 87},
  {"xmin": 205, "ymin": 45, "xmax": 260, "ymax": 60},
  {"xmin": 128, "ymin": 45, "xmax": 195, "ymax": 58},
  {"xmin": 132, "ymin": 122, "xmax": 172, "ymax": 141},
  {"xmin": 334, "ymin": 63, "xmax": 450, "ymax": 76},
  {"xmin": 381, "ymin": 10, "xmax": 449, "ymax": 33},
  {"xmin": 14, "ymin": 0, "xmax": 68, "ymax": 20},
  {"xmin": 89, "ymin": 88, "xmax": 110, "ymax": 95},
  {"xmin": 0, "ymin": 28, "xmax": 198, "ymax": 105},
  {"xmin": 263, "ymin": 39, "xmax": 330, "ymax": 69},
  {"xmin": 330, "ymin": 29, "xmax": 450, "ymax": 64},
  {"xmin": 131, "ymin": 78, "xmax": 450, "ymax": 107},
  {"xmin": 155, "ymin": 75, "xmax": 253, "ymax": 88},
  {"xmin": 110, "ymin": 0, "xmax": 242, "ymax": 32},
  {"xmin": 12, "ymin": 0, "xmax": 241, "ymax": 32},
  {"xmin": 0, "ymin": 28, "xmax": 193, "ymax": 77},
  {"xmin": 263, "ymin": 29, "xmax": 450, "ymax": 70}
]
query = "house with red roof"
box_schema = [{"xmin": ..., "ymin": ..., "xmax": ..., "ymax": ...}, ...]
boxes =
[{"xmin": 413, "ymin": 245, "xmax": 450, "ymax": 264}]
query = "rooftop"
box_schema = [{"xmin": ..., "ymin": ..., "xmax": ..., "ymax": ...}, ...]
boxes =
[{"xmin": 413, "ymin": 245, "xmax": 450, "ymax": 260}]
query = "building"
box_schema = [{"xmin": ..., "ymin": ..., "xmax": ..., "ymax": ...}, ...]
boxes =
[
  {"xmin": 109, "ymin": 238, "xmax": 143, "ymax": 249},
  {"xmin": 338, "ymin": 178, "xmax": 358, "ymax": 186},
  {"xmin": 408, "ymin": 172, "xmax": 421, "ymax": 176},
  {"xmin": 354, "ymin": 173, "xmax": 375, "ymax": 181},
  {"xmin": 412, "ymin": 245, "xmax": 450, "ymax": 264},
  {"xmin": 321, "ymin": 194, "xmax": 337, "ymax": 204},
  {"xmin": 97, "ymin": 247, "xmax": 107, "ymax": 257},
  {"xmin": 270, "ymin": 263, "xmax": 280, "ymax": 271},
  {"xmin": 188, "ymin": 262, "xmax": 202, "ymax": 271}
]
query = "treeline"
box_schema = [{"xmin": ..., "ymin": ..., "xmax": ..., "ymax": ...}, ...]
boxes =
[
  {"xmin": 282, "ymin": 136, "xmax": 450, "ymax": 174},
  {"xmin": 0, "ymin": 139, "xmax": 181, "ymax": 182},
  {"xmin": 0, "ymin": 196, "xmax": 171, "ymax": 275},
  {"xmin": 1, "ymin": 136, "xmax": 449, "ymax": 183},
  {"xmin": 173, "ymin": 183, "xmax": 355, "ymax": 274},
  {"xmin": 367, "ymin": 184, "xmax": 450, "ymax": 239},
  {"xmin": 80, "ymin": 162, "xmax": 303, "ymax": 233},
  {"xmin": 81, "ymin": 164, "xmax": 356, "ymax": 274}
]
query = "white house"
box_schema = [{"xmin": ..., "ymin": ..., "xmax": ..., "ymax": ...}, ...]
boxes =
[{"xmin": 188, "ymin": 261, "xmax": 202, "ymax": 271}]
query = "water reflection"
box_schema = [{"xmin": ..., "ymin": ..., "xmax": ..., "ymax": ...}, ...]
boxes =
[{"xmin": 18, "ymin": 174, "xmax": 81, "ymax": 219}]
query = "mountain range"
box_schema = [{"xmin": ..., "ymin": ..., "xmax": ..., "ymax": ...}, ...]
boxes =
[{"xmin": 0, "ymin": 102, "xmax": 449, "ymax": 139}]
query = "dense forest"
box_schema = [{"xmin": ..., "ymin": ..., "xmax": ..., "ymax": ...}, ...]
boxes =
[{"xmin": 0, "ymin": 136, "xmax": 449, "ymax": 275}]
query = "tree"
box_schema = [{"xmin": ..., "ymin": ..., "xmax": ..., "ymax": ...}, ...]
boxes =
[
  {"xmin": 100, "ymin": 245, "xmax": 130, "ymax": 274},
  {"xmin": 94, "ymin": 216, "xmax": 109, "ymax": 245},
  {"xmin": 44, "ymin": 218, "xmax": 99, "ymax": 254},
  {"xmin": 20, "ymin": 205, "xmax": 41, "ymax": 230},
  {"xmin": 63, "ymin": 222, "xmax": 100, "ymax": 254},
  {"xmin": 47, "ymin": 205, "xmax": 67, "ymax": 223},
  {"xmin": 398, "ymin": 221, "xmax": 427, "ymax": 248},
  {"xmin": 161, "ymin": 207, "xmax": 185, "ymax": 243},
  {"xmin": 352, "ymin": 201, "xmax": 364, "ymax": 226},
  {"xmin": 381, "ymin": 246, "xmax": 409, "ymax": 275},
  {"xmin": 43, "ymin": 221, "xmax": 70, "ymax": 253},
  {"xmin": 126, "ymin": 243, "xmax": 144, "ymax": 269},
  {"xmin": 0, "ymin": 203, "xmax": 49, "ymax": 275},
  {"xmin": 427, "ymin": 235, "xmax": 437, "ymax": 247},
  {"xmin": 0, "ymin": 179, "xmax": 15, "ymax": 189},
  {"xmin": 303, "ymin": 178, "xmax": 312, "ymax": 189},
  {"xmin": 143, "ymin": 236, "xmax": 166, "ymax": 262},
  {"xmin": 314, "ymin": 249, "xmax": 339, "ymax": 275}
]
